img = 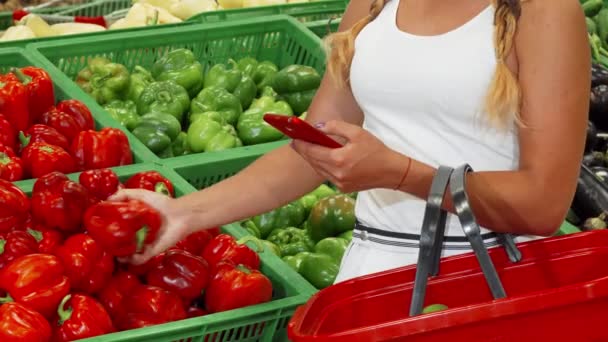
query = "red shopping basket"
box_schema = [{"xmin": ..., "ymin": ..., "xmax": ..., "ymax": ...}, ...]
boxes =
[{"xmin": 288, "ymin": 165, "xmax": 608, "ymax": 342}]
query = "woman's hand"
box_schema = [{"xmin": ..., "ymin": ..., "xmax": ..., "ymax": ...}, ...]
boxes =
[
  {"xmin": 108, "ymin": 189, "xmax": 192, "ymax": 265},
  {"xmin": 291, "ymin": 120, "xmax": 410, "ymax": 193}
]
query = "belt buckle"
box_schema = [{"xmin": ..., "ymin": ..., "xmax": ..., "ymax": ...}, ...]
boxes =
[{"xmin": 360, "ymin": 230, "xmax": 369, "ymax": 241}]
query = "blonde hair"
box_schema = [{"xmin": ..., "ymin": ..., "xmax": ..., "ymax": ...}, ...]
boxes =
[{"xmin": 325, "ymin": 0, "xmax": 523, "ymax": 127}]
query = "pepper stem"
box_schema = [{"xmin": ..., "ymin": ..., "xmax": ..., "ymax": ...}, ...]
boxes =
[
  {"xmin": 146, "ymin": 9, "xmax": 159, "ymax": 26},
  {"xmin": 56, "ymin": 294, "xmax": 73, "ymax": 326},
  {"xmin": 135, "ymin": 226, "xmax": 149, "ymax": 253},
  {"xmin": 27, "ymin": 229, "xmax": 43, "ymax": 243},
  {"xmin": 0, "ymin": 293, "xmax": 13, "ymax": 304},
  {"xmin": 0, "ymin": 240, "xmax": 6, "ymax": 255},
  {"xmin": 0, "ymin": 153, "xmax": 9, "ymax": 165},
  {"xmin": 236, "ymin": 236, "xmax": 265, "ymax": 253},
  {"xmin": 236, "ymin": 264, "xmax": 252, "ymax": 275},
  {"xmin": 157, "ymin": 90, "xmax": 172, "ymax": 103},
  {"xmin": 154, "ymin": 182, "xmax": 171, "ymax": 196},
  {"xmin": 10, "ymin": 68, "xmax": 32, "ymax": 85},
  {"xmin": 18, "ymin": 131, "xmax": 30, "ymax": 149}
]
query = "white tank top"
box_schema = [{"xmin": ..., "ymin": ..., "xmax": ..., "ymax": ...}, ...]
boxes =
[{"xmin": 351, "ymin": 0, "xmax": 520, "ymax": 237}]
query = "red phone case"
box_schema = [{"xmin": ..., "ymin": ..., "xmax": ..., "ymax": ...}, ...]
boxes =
[{"xmin": 263, "ymin": 114, "xmax": 342, "ymax": 149}]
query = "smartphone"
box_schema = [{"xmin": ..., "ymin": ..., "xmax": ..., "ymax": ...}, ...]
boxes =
[{"xmin": 263, "ymin": 114, "xmax": 343, "ymax": 149}]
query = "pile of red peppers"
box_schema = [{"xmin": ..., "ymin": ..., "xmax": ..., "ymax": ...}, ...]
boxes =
[
  {"xmin": 0, "ymin": 169, "xmax": 273, "ymax": 341},
  {"xmin": 0, "ymin": 66, "xmax": 133, "ymax": 182}
]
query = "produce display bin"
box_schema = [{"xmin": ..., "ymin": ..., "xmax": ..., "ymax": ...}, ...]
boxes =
[
  {"xmin": 188, "ymin": 0, "xmax": 347, "ymax": 24},
  {"xmin": 0, "ymin": 47, "xmax": 156, "ymax": 169},
  {"xmin": 304, "ymin": 17, "xmax": 341, "ymax": 38},
  {"xmin": 53, "ymin": 0, "xmax": 130, "ymax": 17},
  {"xmin": 0, "ymin": 5, "xmax": 77, "ymax": 30},
  {"xmin": 27, "ymin": 15, "xmax": 326, "ymax": 166},
  {"xmin": 15, "ymin": 162, "xmax": 317, "ymax": 342}
]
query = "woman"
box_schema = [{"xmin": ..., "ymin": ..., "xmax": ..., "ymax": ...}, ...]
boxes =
[{"xmin": 114, "ymin": 0, "xmax": 590, "ymax": 283}]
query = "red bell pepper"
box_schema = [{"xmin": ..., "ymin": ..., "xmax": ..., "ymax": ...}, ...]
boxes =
[
  {"xmin": 20, "ymin": 140, "xmax": 75, "ymax": 179},
  {"xmin": 187, "ymin": 306, "xmax": 208, "ymax": 318},
  {"xmin": 0, "ymin": 253, "xmax": 70, "ymax": 319},
  {"xmin": 53, "ymin": 294, "xmax": 115, "ymax": 342},
  {"xmin": 202, "ymin": 234, "xmax": 261, "ymax": 271},
  {"xmin": 0, "ymin": 179, "xmax": 29, "ymax": 233},
  {"xmin": 205, "ymin": 261, "xmax": 272, "ymax": 313},
  {"xmin": 0, "ymin": 302, "xmax": 52, "ymax": 342},
  {"xmin": 0, "ymin": 114, "xmax": 16, "ymax": 151},
  {"xmin": 79, "ymin": 168, "xmax": 122, "ymax": 202},
  {"xmin": 123, "ymin": 253, "xmax": 163, "ymax": 276},
  {"xmin": 20, "ymin": 125, "xmax": 70, "ymax": 151},
  {"xmin": 55, "ymin": 234, "xmax": 115, "ymax": 295},
  {"xmin": 0, "ymin": 73, "xmax": 29, "ymax": 133},
  {"xmin": 39, "ymin": 107, "xmax": 84, "ymax": 143},
  {"xmin": 117, "ymin": 285, "xmax": 186, "ymax": 331},
  {"xmin": 0, "ymin": 230, "xmax": 39, "ymax": 269},
  {"xmin": 56, "ymin": 100, "xmax": 94, "ymax": 132},
  {"xmin": 84, "ymin": 199, "xmax": 162, "ymax": 257},
  {"xmin": 0, "ymin": 145, "xmax": 23, "ymax": 181},
  {"xmin": 24, "ymin": 217, "xmax": 63, "ymax": 254},
  {"xmin": 146, "ymin": 249, "xmax": 210, "ymax": 304},
  {"xmin": 31, "ymin": 172, "xmax": 92, "ymax": 233},
  {"xmin": 171, "ymin": 230, "xmax": 214, "ymax": 256},
  {"xmin": 11, "ymin": 67, "xmax": 55, "ymax": 125},
  {"xmin": 98, "ymin": 271, "xmax": 141, "ymax": 319},
  {"xmin": 124, "ymin": 171, "xmax": 175, "ymax": 197},
  {"xmin": 71, "ymin": 128, "xmax": 133, "ymax": 171}
]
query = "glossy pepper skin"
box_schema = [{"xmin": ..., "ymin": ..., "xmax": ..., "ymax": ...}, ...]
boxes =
[
  {"xmin": 136, "ymin": 80, "xmax": 190, "ymax": 122},
  {"xmin": 125, "ymin": 171, "xmax": 175, "ymax": 197},
  {"xmin": 39, "ymin": 108, "xmax": 84, "ymax": 143},
  {"xmin": 53, "ymin": 294, "xmax": 115, "ymax": 342},
  {"xmin": 0, "ymin": 179, "xmax": 30, "ymax": 233},
  {"xmin": 0, "ymin": 73, "xmax": 29, "ymax": 132},
  {"xmin": 84, "ymin": 199, "xmax": 162, "ymax": 257},
  {"xmin": 282, "ymin": 251, "xmax": 312, "ymax": 273},
  {"xmin": 131, "ymin": 112, "xmax": 181, "ymax": 155},
  {"xmin": 71, "ymin": 127, "xmax": 133, "ymax": 171},
  {"xmin": 253, "ymin": 61, "xmax": 279, "ymax": 94},
  {"xmin": 103, "ymin": 100, "xmax": 141, "ymax": 131},
  {"xmin": 146, "ymin": 249, "xmax": 210, "ymax": 304},
  {"xmin": 0, "ymin": 230, "xmax": 39, "ymax": 269},
  {"xmin": 79, "ymin": 168, "xmax": 122, "ymax": 202},
  {"xmin": 249, "ymin": 200, "xmax": 306, "ymax": 239},
  {"xmin": 0, "ymin": 302, "xmax": 52, "ymax": 342},
  {"xmin": 20, "ymin": 140, "xmax": 75, "ymax": 179},
  {"xmin": 267, "ymin": 227, "xmax": 315, "ymax": 257},
  {"xmin": 158, "ymin": 131, "xmax": 191, "ymax": 158},
  {"xmin": 56, "ymin": 99, "xmax": 95, "ymax": 132},
  {"xmin": 11, "ymin": 67, "xmax": 55, "ymax": 125},
  {"xmin": 298, "ymin": 253, "xmax": 339, "ymax": 289},
  {"xmin": 31, "ymin": 172, "xmax": 92, "ymax": 233},
  {"xmin": 190, "ymin": 86, "xmax": 242, "ymax": 126},
  {"xmin": 126, "ymin": 66, "xmax": 154, "ymax": 102},
  {"xmin": 24, "ymin": 217, "xmax": 63, "ymax": 254},
  {"xmin": 202, "ymin": 234, "xmax": 260, "ymax": 270},
  {"xmin": 204, "ymin": 60, "xmax": 243, "ymax": 92},
  {"xmin": 171, "ymin": 229, "xmax": 214, "ymax": 255},
  {"xmin": 236, "ymin": 87, "xmax": 294, "ymax": 145},
  {"xmin": 0, "ymin": 254, "xmax": 70, "ymax": 319},
  {"xmin": 117, "ymin": 285, "xmax": 187, "ymax": 331},
  {"xmin": 271, "ymin": 65, "xmax": 321, "ymax": 115},
  {"xmin": 306, "ymin": 194, "xmax": 356, "ymax": 242},
  {"xmin": 76, "ymin": 57, "xmax": 130, "ymax": 105},
  {"xmin": 205, "ymin": 261, "xmax": 272, "ymax": 313},
  {"xmin": 55, "ymin": 234, "xmax": 115, "ymax": 295},
  {"xmin": 151, "ymin": 49, "xmax": 204, "ymax": 98},
  {"xmin": 0, "ymin": 114, "xmax": 16, "ymax": 151},
  {"xmin": 0, "ymin": 145, "xmax": 23, "ymax": 181},
  {"xmin": 98, "ymin": 271, "xmax": 141, "ymax": 319},
  {"xmin": 187, "ymin": 117, "xmax": 242, "ymax": 153},
  {"xmin": 314, "ymin": 237, "xmax": 349, "ymax": 263},
  {"xmin": 20, "ymin": 125, "xmax": 69, "ymax": 151}
]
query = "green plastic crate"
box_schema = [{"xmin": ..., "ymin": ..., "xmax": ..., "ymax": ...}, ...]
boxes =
[
  {"xmin": 27, "ymin": 15, "xmax": 325, "ymax": 166},
  {"xmin": 189, "ymin": 0, "xmax": 346, "ymax": 24},
  {"xmin": 15, "ymin": 162, "xmax": 317, "ymax": 342},
  {"xmin": 0, "ymin": 5, "xmax": 77, "ymax": 30},
  {"xmin": 0, "ymin": 47, "xmax": 156, "ymax": 172},
  {"xmin": 304, "ymin": 16, "xmax": 340, "ymax": 38},
  {"xmin": 54, "ymin": 0, "xmax": 130, "ymax": 16}
]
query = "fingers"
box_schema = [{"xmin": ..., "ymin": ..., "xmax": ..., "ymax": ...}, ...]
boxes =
[
  {"xmin": 317, "ymin": 120, "xmax": 361, "ymax": 142},
  {"xmin": 109, "ymin": 189, "xmax": 169, "ymax": 212},
  {"xmin": 292, "ymin": 139, "xmax": 335, "ymax": 162}
]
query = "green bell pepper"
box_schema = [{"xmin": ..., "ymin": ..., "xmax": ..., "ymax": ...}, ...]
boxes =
[
  {"xmin": 76, "ymin": 57, "xmax": 130, "ymax": 105},
  {"xmin": 262, "ymin": 240, "xmax": 282, "ymax": 257},
  {"xmin": 158, "ymin": 131, "xmax": 191, "ymax": 158},
  {"xmin": 597, "ymin": 8, "xmax": 608, "ymax": 49},
  {"xmin": 236, "ymin": 57, "xmax": 258, "ymax": 77},
  {"xmin": 338, "ymin": 230, "xmax": 353, "ymax": 243},
  {"xmin": 283, "ymin": 252, "xmax": 312, "ymax": 273},
  {"xmin": 136, "ymin": 80, "xmax": 190, "ymax": 123},
  {"xmin": 103, "ymin": 100, "xmax": 140, "ymax": 131},
  {"xmin": 299, "ymin": 253, "xmax": 340, "ymax": 289},
  {"xmin": 132, "ymin": 112, "xmax": 182, "ymax": 154},
  {"xmin": 151, "ymin": 49, "xmax": 204, "ymax": 98},
  {"xmin": 236, "ymin": 88, "xmax": 293, "ymax": 145},
  {"xmin": 266, "ymin": 227, "xmax": 315, "ymax": 257},
  {"xmin": 307, "ymin": 194, "xmax": 356, "ymax": 242},
  {"xmin": 236, "ymin": 57, "xmax": 279, "ymax": 95},
  {"xmin": 310, "ymin": 184, "xmax": 337, "ymax": 200},
  {"xmin": 272, "ymin": 65, "xmax": 321, "ymax": 115},
  {"xmin": 298, "ymin": 184, "xmax": 337, "ymax": 216},
  {"xmin": 186, "ymin": 117, "xmax": 242, "ymax": 153},
  {"xmin": 233, "ymin": 75, "xmax": 257, "ymax": 109},
  {"xmin": 584, "ymin": 0, "xmax": 604, "ymax": 17},
  {"xmin": 204, "ymin": 60, "xmax": 242, "ymax": 92},
  {"xmin": 250, "ymin": 201, "xmax": 306, "ymax": 239},
  {"xmin": 126, "ymin": 66, "xmax": 154, "ymax": 103},
  {"xmin": 190, "ymin": 86, "xmax": 243, "ymax": 126},
  {"xmin": 242, "ymin": 220, "xmax": 261, "ymax": 238},
  {"xmin": 314, "ymin": 237, "xmax": 349, "ymax": 263}
]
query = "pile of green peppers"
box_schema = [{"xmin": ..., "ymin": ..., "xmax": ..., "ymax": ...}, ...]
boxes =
[
  {"xmin": 76, "ymin": 49, "xmax": 322, "ymax": 158},
  {"xmin": 582, "ymin": 0, "xmax": 608, "ymax": 68},
  {"xmin": 241, "ymin": 184, "xmax": 357, "ymax": 289}
]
